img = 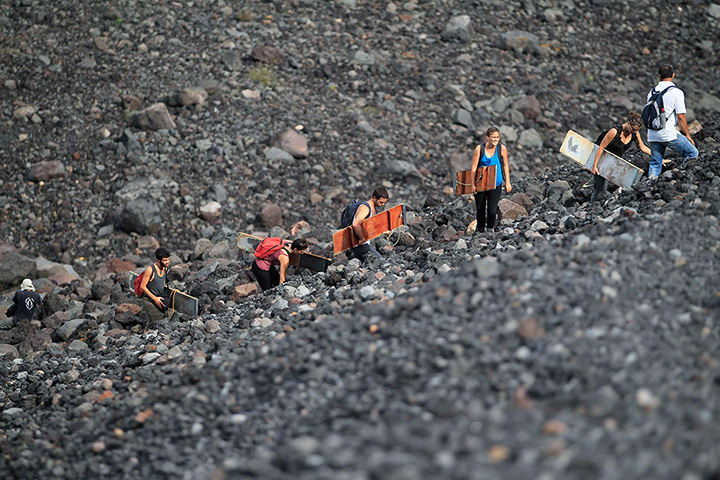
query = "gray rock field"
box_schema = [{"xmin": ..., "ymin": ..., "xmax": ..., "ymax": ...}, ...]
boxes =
[{"xmin": 1, "ymin": 1, "xmax": 719, "ymax": 479}]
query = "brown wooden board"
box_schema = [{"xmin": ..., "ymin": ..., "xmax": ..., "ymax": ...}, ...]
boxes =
[
  {"xmin": 454, "ymin": 165, "xmax": 497, "ymax": 196},
  {"xmin": 332, "ymin": 204, "xmax": 406, "ymax": 255},
  {"xmin": 127, "ymin": 272, "xmax": 198, "ymax": 317},
  {"xmin": 237, "ymin": 233, "xmax": 331, "ymax": 273}
]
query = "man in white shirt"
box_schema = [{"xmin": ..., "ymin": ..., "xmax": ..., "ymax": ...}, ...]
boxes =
[{"xmin": 646, "ymin": 65, "xmax": 699, "ymax": 179}]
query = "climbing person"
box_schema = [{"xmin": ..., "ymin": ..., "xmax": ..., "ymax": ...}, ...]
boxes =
[
  {"xmin": 471, "ymin": 127, "xmax": 511, "ymax": 233},
  {"xmin": 1, "ymin": 279, "xmax": 42, "ymax": 330},
  {"xmin": 344, "ymin": 187, "xmax": 389, "ymax": 262},
  {"xmin": 138, "ymin": 247, "xmax": 172, "ymax": 327},
  {"xmin": 251, "ymin": 238, "xmax": 309, "ymax": 291},
  {"xmin": 644, "ymin": 64, "xmax": 699, "ymax": 181},
  {"xmin": 590, "ymin": 111, "xmax": 652, "ymax": 201}
]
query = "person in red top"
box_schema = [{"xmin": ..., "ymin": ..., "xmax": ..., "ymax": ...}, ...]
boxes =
[{"xmin": 251, "ymin": 238, "xmax": 309, "ymax": 291}]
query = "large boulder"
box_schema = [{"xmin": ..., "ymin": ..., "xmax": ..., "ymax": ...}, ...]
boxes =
[
  {"xmin": 53, "ymin": 319, "xmax": 85, "ymax": 342},
  {"xmin": 260, "ymin": 203, "xmax": 283, "ymax": 228},
  {"xmin": 114, "ymin": 198, "xmax": 162, "ymax": 234},
  {"xmin": 500, "ymin": 30, "xmax": 540, "ymax": 54},
  {"xmin": 36, "ymin": 257, "xmax": 78, "ymax": 278},
  {"xmin": 131, "ymin": 103, "xmax": 176, "ymax": 131},
  {"xmin": 251, "ymin": 45, "xmax": 285, "ymax": 63},
  {"xmin": 441, "ymin": 15, "xmax": 472, "ymax": 42},
  {"xmin": 166, "ymin": 87, "xmax": 208, "ymax": 107},
  {"xmin": 512, "ymin": 95, "xmax": 542, "ymax": 120},
  {"xmin": 0, "ymin": 252, "xmax": 37, "ymax": 290},
  {"xmin": 271, "ymin": 129, "xmax": 308, "ymax": 158},
  {"xmin": 28, "ymin": 161, "xmax": 66, "ymax": 182},
  {"xmin": 498, "ymin": 198, "xmax": 528, "ymax": 221},
  {"xmin": 0, "ymin": 344, "xmax": 19, "ymax": 360}
]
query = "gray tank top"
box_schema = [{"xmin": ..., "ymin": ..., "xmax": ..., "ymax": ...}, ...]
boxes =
[{"xmin": 145, "ymin": 263, "xmax": 166, "ymax": 298}]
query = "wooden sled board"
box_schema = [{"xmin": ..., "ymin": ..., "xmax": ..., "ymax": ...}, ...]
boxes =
[
  {"xmin": 559, "ymin": 130, "xmax": 644, "ymax": 188},
  {"xmin": 454, "ymin": 165, "xmax": 497, "ymax": 196},
  {"xmin": 236, "ymin": 233, "xmax": 332, "ymax": 273},
  {"xmin": 332, "ymin": 204, "xmax": 406, "ymax": 255},
  {"xmin": 128, "ymin": 272, "xmax": 198, "ymax": 317}
]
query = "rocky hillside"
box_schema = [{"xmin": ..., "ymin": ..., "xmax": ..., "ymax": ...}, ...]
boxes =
[{"xmin": 1, "ymin": 0, "xmax": 720, "ymax": 479}]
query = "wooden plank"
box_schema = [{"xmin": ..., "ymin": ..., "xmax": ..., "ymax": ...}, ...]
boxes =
[
  {"xmin": 454, "ymin": 165, "xmax": 497, "ymax": 196},
  {"xmin": 332, "ymin": 204, "xmax": 406, "ymax": 255},
  {"xmin": 128, "ymin": 271, "xmax": 198, "ymax": 317},
  {"xmin": 559, "ymin": 130, "xmax": 644, "ymax": 188},
  {"xmin": 237, "ymin": 233, "xmax": 331, "ymax": 273}
]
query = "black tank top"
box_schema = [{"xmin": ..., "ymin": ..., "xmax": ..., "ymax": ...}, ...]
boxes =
[
  {"xmin": 145, "ymin": 264, "xmax": 166, "ymax": 298},
  {"xmin": 596, "ymin": 125, "xmax": 638, "ymax": 158}
]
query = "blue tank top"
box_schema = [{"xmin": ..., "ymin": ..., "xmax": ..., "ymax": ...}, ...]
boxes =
[{"xmin": 480, "ymin": 144, "xmax": 503, "ymax": 187}]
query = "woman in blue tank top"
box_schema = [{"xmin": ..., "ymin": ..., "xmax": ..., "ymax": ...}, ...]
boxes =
[{"xmin": 470, "ymin": 127, "xmax": 512, "ymax": 232}]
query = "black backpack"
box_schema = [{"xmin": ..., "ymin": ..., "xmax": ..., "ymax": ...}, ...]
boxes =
[
  {"xmin": 642, "ymin": 85, "xmax": 676, "ymax": 130},
  {"xmin": 339, "ymin": 200, "xmax": 370, "ymax": 228}
]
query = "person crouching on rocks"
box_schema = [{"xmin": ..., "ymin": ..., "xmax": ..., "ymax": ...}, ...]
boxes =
[
  {"xmin": 1, "ymin": 279, "xmax": 42, "ymax": 330},
  {"xmin": 590, "ymin": 111, "xmax": 652, "ymax": 202},
  {"xmin": 139, "ymin": 247, "xmax": 171, "ymax": 327},
  {"xmin": 471, "ymin": 127, "xmax": 511, "ymax": 233},
  {"xmin": 251, "ymin": 238, "xmax": 309, "ymax": 291}
]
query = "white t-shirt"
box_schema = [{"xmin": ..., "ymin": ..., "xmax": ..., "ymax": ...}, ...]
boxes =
[{"xmin": 646, "ymin": 81, "xmax": 686, "ymax": 142}]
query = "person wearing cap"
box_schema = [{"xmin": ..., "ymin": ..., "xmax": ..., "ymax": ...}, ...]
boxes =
[{"xmin": 1, "ymin": 279, "xmax": 42, "ymax": 329}]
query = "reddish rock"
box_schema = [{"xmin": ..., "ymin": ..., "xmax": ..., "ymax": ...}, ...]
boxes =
[
  {"xmin": 50, "ymin": 271, "xmax": 82, "ymax": 286},
  {"xmin": 508, "ymin": 193, "xmax": 534, "ymax": 210},
  {"xmin": 517, "ymin": 317, "xmax": 545, "ymax": 340},
  {"xmin": 291, "ymin": 221, "xmax": 311, "ymax": 235},
  {"xmin": 272, "ymin": 128, "xmax": 308, "ymax": 158},
  {"xmin": 498, "ymin": 198, "xmax": 528, "ymax": 221},
  {"xmin": 28, "ymin": 160, "xmax": 66, "ymax": 182},
  {"xmin": 95, "ymin": 258, "xmax": 136, "ymax": 279},
  {"xmin": 251, "ymin": 45, "xmax": 285, "ymax": 63},
  {"xmin": 116, "ymin": 303, "xmax": 142, "ymax": 315},
  {"xmin": 512, "ymin": 95, "xmax": 541, "ymax": 120},
  {"xmin": 542, "ymin": 420, "xmax": 569, "ymax": 436},
  {"xmin": 232, "ymin": 283, "xmax": 258, "ymax": 300},
  {"xmin": 261, "ymin": 203, "xmax": 283, "ymax": 228},
  {"xmin": 131, "ymin": 102, "xmax": 176, "ymax": 131}
]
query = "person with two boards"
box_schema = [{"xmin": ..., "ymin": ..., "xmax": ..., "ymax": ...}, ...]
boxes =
[
  {"xmin": 251, "ymin": 237, "xmax": 309, "ymax": 291},
  {"xmin": 470, "ymin": 127, "xmax": 512, "ymax": 233}
]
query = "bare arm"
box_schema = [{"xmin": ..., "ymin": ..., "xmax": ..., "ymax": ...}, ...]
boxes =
[
  {"xmin": 676, "ymin": 113, "xmax": 695, "ymax": 146},
  {"xmin": 278, "ymin": 252, "xmax": 290, "ymax": 284},
  {"xmin": 501, "ymin": 145, "xmax": 511, "ymax": 193},
  {"xmin": 140, "ymin": 266, "xmax": 164, "ymax": 308},
  {"xmin": 470, "ymin": 145, "xmax": 481, "ymax": 192},
  {"xmin": 636, "ymin": 131, "xmax": 651, "ymax": 156},
  {"xmin": 352, "ymin": 204, "xmax": 370, "ymax": 242},
  {"xmin": 592, "ymin": 128, "xmax": 617, "ymax": 174}
]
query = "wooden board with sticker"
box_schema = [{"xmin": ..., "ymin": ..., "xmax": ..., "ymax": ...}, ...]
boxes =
[
  {"xmin": 332, "ymin": 204, "xmax": 406, "ymax": 255},
  {"xmin": 453, "ymin": 165, "xmax": 497, "ymax": 196},
  {"xmin": 559, "ymin": 130, "xmax": 644, "ymax": 188},
  {"xmin": 237, "ymin": 233, "xmax": 332, "ymax": 273}
]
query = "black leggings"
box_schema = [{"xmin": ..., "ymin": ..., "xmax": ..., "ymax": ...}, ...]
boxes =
[
  {"xmin": 474, "ymin": 185, "xmax": 502, "ymax": 231},
  {"xmin": 251, "ymin": 261, "xmax": 280, "ymax": 291},
  {"xmin": 591, "ymin": 174, "xmax": 607, "ymax": 202}
]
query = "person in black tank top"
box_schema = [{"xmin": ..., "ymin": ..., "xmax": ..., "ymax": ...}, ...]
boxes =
[
  {"xmin": 590, "ymin": 111, "xmax": 652, "ymax": 202},
  {"xmin": 138, "ymin": 247, "xmax": 172, "ymax": 328}
]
